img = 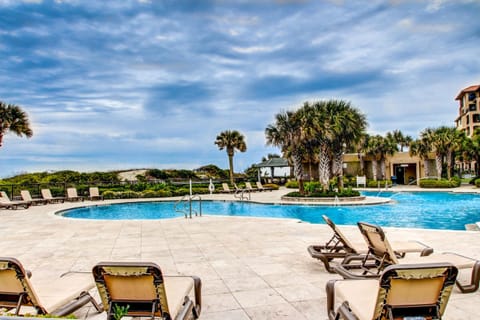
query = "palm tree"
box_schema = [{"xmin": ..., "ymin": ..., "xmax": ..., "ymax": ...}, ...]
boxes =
[
  {"xmin": 364, "ymin": 135, "xmax": 381, "ymax": 181},
  {"xmin": 462, "ymin": 128, "xmax": 480, "ymax": 176},
  {"xmin": 214, "ymin": 130, "xmax": 247, "ymax": 186},
  {"xmin": 327, "ymin": 100, "xmax": 367, "ymax": 190},
  {"xmin": 265, "ymin": 110, "xmax": 306, "ymax": 194},
  {"xmin": 301, "ymin": 102, "xmax": 331, "ymax": 191},
  {"xmin": 440, "ymin": 127, "xmax": 465, "ymax": 179},
  {"xmin": 378, "ymin": 133, "xmax": 399, "ymax": 180},
  {"xmin": 409, "ymin": 137, "xmax": 431, "ymax": 177},
  {"xmin": 0, "ymin": 102, "xmax": 33, "ymax": 148},
  {"xmin": 420, "ymin": 127, "xmax": 447, "ymax": 180},
  {"xmin": 391, "ymin": 130, "xmax": 413, "ymax": 152}
]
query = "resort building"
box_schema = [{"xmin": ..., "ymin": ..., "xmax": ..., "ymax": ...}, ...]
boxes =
[
  {"xmin": 342, "ymin": 152, "xmax": 435, "ymax": 185},
  {"xmin": 455, "ymin": 84, "xmax": 480, "ymax": 137}
]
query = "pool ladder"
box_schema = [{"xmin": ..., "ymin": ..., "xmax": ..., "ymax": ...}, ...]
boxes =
[
  {"xmin": 234, "ymin": 188, "xmax": 251, "ymax": 201},
  {"xmin": 174, "ymin": 195, "xmax": 202, "ymax": 218}
]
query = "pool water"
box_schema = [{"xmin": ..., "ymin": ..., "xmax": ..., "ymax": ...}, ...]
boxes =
[{"xmin": 60, "ymin": 191, "xmax": 480, "ymax": 230}]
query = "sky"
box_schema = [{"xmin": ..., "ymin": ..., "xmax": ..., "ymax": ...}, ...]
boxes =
[{"xmin": 0, "ymin": 0, "xmax": 479, "ymax": 178}]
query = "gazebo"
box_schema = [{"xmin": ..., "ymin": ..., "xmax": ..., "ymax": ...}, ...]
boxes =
[{"xmin": 255, "ymin": 158, "xmax": 291, "ymax": 182}]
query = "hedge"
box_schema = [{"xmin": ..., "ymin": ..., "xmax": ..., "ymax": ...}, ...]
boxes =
[{"xmin": 419, "ymin": 178, "xmax": 461, "ymax": 188}]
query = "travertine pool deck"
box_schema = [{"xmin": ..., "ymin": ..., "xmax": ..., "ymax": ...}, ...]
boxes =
[{"xmin": 1, "ymin": 186, "xmax": 479, "ymax": 319}]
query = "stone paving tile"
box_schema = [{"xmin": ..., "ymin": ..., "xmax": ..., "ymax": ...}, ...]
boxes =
[
  {"xmin": 202, "ymin": 309, "xmax": 251, "ymax": 320},
  {"xmin": 244, "ymin": 303, "xmax": 308, "ymax": 320},
  {"xmin": 291, "ymin": 299, "xmax": 328, "ymax": 320},
  {"xmin": 202, "ymin": 293, "xmax": 242, "ymax": 313},
  {"xmin": 223, "ymin": 275, "xmax": 271, "ymax": 292},
  {"xmin": 232, "ymin": 288, "xmax": 287, "ymax": 308},
  {"xmin": 1, "ymin": 188, "xmax": 479, "ymax": 319}
]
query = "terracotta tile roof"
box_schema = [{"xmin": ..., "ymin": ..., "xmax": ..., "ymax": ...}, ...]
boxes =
[{"xmin": 455, "ymin": 84, "xmax": 480, "ymax": 100}]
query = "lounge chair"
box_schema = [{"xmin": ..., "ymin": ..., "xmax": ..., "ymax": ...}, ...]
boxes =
[
  {"xmin": 256, "ymin": 181, "xmax": 272, "ymax": 191},
  {"xmin": 335, "ymin": 221, "xmax": 480, "ymax": 293},
  {"xmin": 88, "ymin": 187, "xmax": 104, "ymax": 201},
  {"xmin": 307, "ymin": 215, "xmax": 433, "ymax": 273},
  {"xmin": 21, "ymin": 190, "xmax": 47, "ymax": 205},
  {"xmin": 41, "ymin": 188, "xmax": 65, "ymax": 203},
  {"xmin": 219, "ymin": 183, "xmax": 234, "ymax": 193},
  {"xmin": 66, "ymin": 187, "xmax": 84, "ymax": 202},
  {"xmin": 0, "ymin": 257, "xmax": 101, "ymax": 316},
  {"xmin": 92, "ymin": 261, "xmax": 201, "ymax": 320},
  {"xmin": 326, "ymin": 263, "xmax": 458, "ymax": 320},
  {"xmin": 244, "ymin": 182, "xmax": 258, "ymax": 192},
  {"xmin": 0, "ymin": 191, "xmax": 31, "ymax": 209}
]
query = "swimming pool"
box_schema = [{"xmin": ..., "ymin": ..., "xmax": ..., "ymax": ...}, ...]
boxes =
[{"xmin": 60, "ymin": 191, "xmax": 480, "ymax": 230}]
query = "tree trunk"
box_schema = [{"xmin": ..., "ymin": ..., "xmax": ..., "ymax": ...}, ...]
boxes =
[
  {"xmin": 359, "ymin": 154, "xmax": 365, "ymax": 175},
  {"xmin": 435, "ymin": 154, "xmax": 442, "ymax": 180},
  {"xmin": 332, "ymin": 150, "xmax": 344, "ymax": 191},
  {"xmin": 292, "ymin": 150, "xmax": 304, "ymax": 194},
  {"xmin": 308, "ymin": 161, "xmax": 313, "ymax": 181},
  {"xmin": 380, "ymin": 157, "xmax": 386, "ymax": 180},
  {"xmin": 423, "ymin": 159, "xmax": 429, "ymax": 177},
  {"xmin": 372, "ymin": 159, "xmax": 378, "ymax": 181},
  {"xmin": 228, "ymin": 153, "xmax": 235, "ymax": 186},
  {"xmin": 0, "ymin": 133, "xmax": 3, "ymax": 147},
  {"xmin": 318, "ymin": 143, "xmax": 330, "ymax": 191},
  {"xmin": 446, "ymin": 150, "xmax": 452, "ymax": 180}
]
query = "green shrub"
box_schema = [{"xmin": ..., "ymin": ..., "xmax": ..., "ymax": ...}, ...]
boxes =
[
  {"xmin": 469, "ymin": 176, "xmax": 480, "ymax": 185},
  {"xmin": 263, "ymin": 183, "xmax": 279, "ymax": 190},
  {"xmin": 475, "ymin": 178, "xmax": 480, "ymax": 188},
  {"xmin": 285, "ymin": 188, "xmax": 360, "ymax": 198},
  {"xmin": 304, "ymin": 181, "xmax": 322, "ymax": 193},
  {"xmin": 285, "ymin": 181, "xmax": 298, "ymax": 188},
  {"xmin": 419, "ymin": 179, "xmax": 459, "ymax": 188},
  {"xmin": 118, "ymin": 191, "xmax": 141, "ymax": 198},
  {"xmin": 141, "ymin": 190, "xmax": 159, "ymax": 198},
  {"xmin": 156, "ymin": 190, "xmax": 173, "ymax": 197},
  {"xmin": 102, "ymin": 190, "xmax": 117, "ymax": 199},
  {"xmin": 367, "ymin": 180, "xmax": 391, "ymax": 188},
  {"xmin": 450, "ymin": 176, "xmax": 461, "ymax": 187}
]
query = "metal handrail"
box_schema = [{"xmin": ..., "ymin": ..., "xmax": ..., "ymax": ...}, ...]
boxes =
[
  {"xmin": 174, "ymin": 195, "xmax": 202, "ymax": 218},
  {"xmin": 234, "ymin": 188, "xmax": 250, "ymax": 201}
]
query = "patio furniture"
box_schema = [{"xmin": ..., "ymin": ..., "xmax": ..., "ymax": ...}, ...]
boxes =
[
  {"xmin": 92, "ymin": 261, "xmax": 201, "ymax": 320},
  {"xmin": 41, "ymin": 188, "xmax": 66, "ymax": 203},
  {"xmin": 88, "ymin": 187, "xmax": 104, "ymax": 201},
  {"xmin": 307, "ymin": 215, "xmax": 433, "ymax": 273},
  {"xmin": 0, "ymin": 191, "xmax": 31, "ymax": 209},
  {"xmin": 66, "ymin": 187, "xmax": 84, "ymax": 202},
  {"xmin": 244, "ymin": 182, "xmax": 258, "ymax": 192},
  {"xmin": 327, "ymin": 263, "xmax": 458, "ymax": 320},
  {"xmin": 0, "ymin": 257, "xmax": 101, "ymax": 316},
  {"xmin": 335, "ymin": 221, "xmax": 480, "ymax": 293},
  {"xmin": 21, "ymin": 190, "xmax": 47, "ymax": 205},
  {"xmin": 220, "ymin": 183, "xmax": 234, "ymax": 193},
  {"xmin": 256, "ymin": 181, "xmax": 273, "ymax": 191}
]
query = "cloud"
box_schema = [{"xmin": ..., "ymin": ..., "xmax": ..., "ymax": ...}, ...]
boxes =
[{"xmin": 0, "ymin": 0, "xmax": 479, "ymax": 177}]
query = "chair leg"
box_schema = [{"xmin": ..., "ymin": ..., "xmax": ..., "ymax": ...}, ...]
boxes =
[
  {"xmin": 192, "ymin": 276, "xmax": 202, "ymax": 317},
  {"xmin": 326, "ymin": 280, "xmax": 337, "ymax": 320}
]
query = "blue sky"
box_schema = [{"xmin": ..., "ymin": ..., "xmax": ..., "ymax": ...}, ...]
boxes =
[{"xmin": 0, "ymin": 0, "xmax": 479, "ymax": 177}]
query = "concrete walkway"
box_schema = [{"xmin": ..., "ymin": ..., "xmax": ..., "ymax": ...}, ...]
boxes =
[{"xmin": 0, "ymin": 186, "xmax": 479, "ymax": 319}]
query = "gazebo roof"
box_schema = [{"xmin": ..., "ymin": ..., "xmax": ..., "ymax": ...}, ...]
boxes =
[{"xmin": 255, "ymin": 158, "xmax": 289, "ymax": 168}]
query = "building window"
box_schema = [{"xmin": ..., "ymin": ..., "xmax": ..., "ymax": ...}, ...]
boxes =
[
  {"xmin": 469, "ymin": 104, "xmax": 477, "ymax": 111},
  {"xmin": 468, "ymin": 92, "xmax": 476, "ymax": 101},
  {"xmin": 473, "ymin": 114, "xmax": 480, "ymax": 123},
  {"xmin": 467, "ymin": 115, "xmax": 470, "ymax": 124}
]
